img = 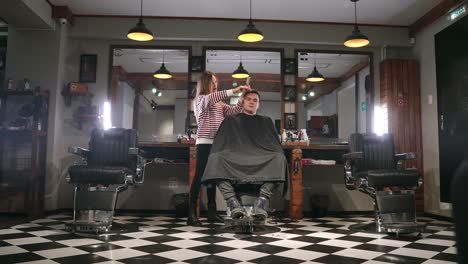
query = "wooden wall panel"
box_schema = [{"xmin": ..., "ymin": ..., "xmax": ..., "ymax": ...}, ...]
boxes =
[{"xmin": 380, "ymin": 59, "xmax": 424, "ymax": 214}]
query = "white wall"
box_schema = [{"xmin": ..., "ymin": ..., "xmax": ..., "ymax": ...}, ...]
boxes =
[
  {"xmin": 411, "ymin": 12, "xmax": 466, "ymax": 217},
  {"xmin": 358, "ymin": 66, "xmax": 370, "ymax": 133},
  {"xmin": 121, "ymin": 82, "xmax": 134, "ymax": 129},
  {"xmin": 337, "ymin": 77, "xmax": 356, "ymax": 140},
  {"xmin": 322, "ymin": 91, "xmax": 338, "ymax": 116}
]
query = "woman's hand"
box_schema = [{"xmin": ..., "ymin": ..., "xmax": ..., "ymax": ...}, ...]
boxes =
[{"xmin": 232, "ymin": 85, "xmax": 251, "ymax": 94}]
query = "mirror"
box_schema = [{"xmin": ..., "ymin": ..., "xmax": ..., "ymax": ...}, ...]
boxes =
[
  {"xmin": 204, "ymin": 48, "xmax": 283, "ymax": 132},
  {"xmin": 296, "ymin": 51, "xmax": 372, "ymax": 142},
  {"xmin": 110, "ymin": 47, "xmax": 190, "ymax": 142}
]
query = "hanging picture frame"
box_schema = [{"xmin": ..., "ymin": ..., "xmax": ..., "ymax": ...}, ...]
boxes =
[
  {"xmin": 283, "ymin": 85, "xmax": 297, "ymax": 102},
  {"xmin": 283, "ymin": 58, "xmax": 296, "ymax": 74},
  {"xmin": 284, "ymin": 113, "xmax": 297, "ymax": 130},
  {"xmin": 191, "ymin": 56, "xmax": 203, "ymax": 72},
  {"xmin": 188, "ymin": 81, "xmax": 197, "ymax": 98},
  {"xmin": 79, "ymin": 54, "xmax": 97, "ymax": 83}
]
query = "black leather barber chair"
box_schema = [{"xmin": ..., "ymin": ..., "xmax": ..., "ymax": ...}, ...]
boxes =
[
  {"xmin": 66, "ymin": 128, "xmax": 148, "ymax": 233},
  {"xmin": 452, "ymin": 159, "xmax": 468, "ymax": 264},
  {"xmin": 343, "ymin": 133, "xmax": 425, "ymax": 235}
]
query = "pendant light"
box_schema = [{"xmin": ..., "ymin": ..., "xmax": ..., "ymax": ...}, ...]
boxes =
[
  {"xmin": 232, "ymin": 52, "xmax": 250, "ymax": 79},
  {"xmin": 238, "ymin": 0, "xmax": 264, "ymax": 42},
  {"xmin": 127, "ymin": 0, "xmax": 154, "ymax": 41},
  {"xmin": 344, "ymin": 0, "xmax": 369, "ymax": 48},
  {"xmin": 306, "ymin": 56, "xmax": 325, "ymax": 82},
  {"xmin": 153, "ymin": 50, "xmax": 172, "ymax": 79}
]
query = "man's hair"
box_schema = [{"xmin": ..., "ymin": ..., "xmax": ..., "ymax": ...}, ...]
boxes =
[
  {"xmin": 243, "ymin": 89, "xmax": 260, "ymax": 100},
  {"xmin": 197, "ymin": 71, "xmax": 216, "ymax": 96}
]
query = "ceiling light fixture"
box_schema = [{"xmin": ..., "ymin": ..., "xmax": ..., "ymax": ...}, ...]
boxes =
[
  {"xmin": 153, "ymin": 50, "xmax": 172, "ymax": 79},
  {"xmin": 238, "ymin": 0, "xmax": 264, "ymax": 42},
  {"xmin": 232, "ymin": 52, "xmax": 250, "ymax": 79},
  {"xmin": 344, "ymin": 0, "xmax": 369, "ymax": 48},
  {"xmin": 127, "ymin": 0, "xmax": 154, "ymax": 41},
  {"xmin": 306, "ymin": 56, "xmax": 325, "ymax": 82}
]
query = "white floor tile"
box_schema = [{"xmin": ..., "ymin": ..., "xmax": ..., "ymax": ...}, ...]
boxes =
[
  {"xmin": 154, "ymin": 249, "xmax": 208, "ymax": 261},
  {"xmin": 4, "ymin": 237, "xmax": 50, "ymax": 245},
  {"xmin": 168, "ymin": 232, "xmax": 208, "ymax": 240},
  {"xmin": 390, "ymin": 247, "xmax": 439, "ymax": 259},
  {"xmin": 306, "ymin": 232, "xmax": 346, "ymax": 239},
  {"xmin": 421, "ymin": 260, "xmax": 457, "ymax": 264},
  {"xmin": 0, "ymin": 228, "xmax": 23, "ymax": 235},
  {"xmin": 57, "ymin": 238, "xmax": 103, "ymax": 247},
  {"xmin": 435, "ymin": 231, "xmax": 455, "ymax": 236},
  {"xmin": 333, "ymin": 248, "xmax": 385, "ymax": 259},
  {"xmin": 94, "ymin": 248, "xmax": 148, "ymax": 260},
  {"xmin": 296, "ymin": 226, "xmax": 332, "ymax": 232},
  {"xmin": 267, "ymin": 239, "xmax": 311, "ymax": 249},
  {"xmin": 350, "ymin": 232, "xmax": 387, "ymax": 239},
  {"xmin": 443, "ymin": 247, "xmax": 457, "ymax": 254},
  {"xmin": 10, "ymin": 223, "xmax": 42, "ymax": 229},
  {"xmin": 121, "ymin": 231, "xmax": 162, "ymax": 239},
  {"xmin": 27, "ymin": 230, "xmax": 68, "ymax": 237},
  {"xmin": 0, "ymin": 246, "xmax": 28, "ymax": 256},
  {"xmin": 16, "ymin": 260, "xmax": 60, "ymax": 264},
  {"xmin": 215, "ymin": 240, "xmax": 260, "ymax": 249},
  {"xmin": 317, "ymin": 239, "xmax": 362, "ymax": 248},
  {"xmin": 275, "ymin": 249, "xmax": 326, "ymax": 260},
  {"xmin": 31, "ymin": 219, "xmax": 57, "ymax": 224},
  {"xmin": 215, "ymin": 249, "xmax": 268, "ymax": 261},
  {"xmin": 172, "ymin": 226, "xmax": 209, "ymax": 232},
  {"xmin": 109, "ymin": 239, "xmax": 156, "ymax": 248},
  {"xmin": 415, "ymin": 238, "xmax": 456, "ymax": 247},
  {"xmin": 162, "ymin": 239, "xmax": 208, "ymax": 249},
  {"xmin": 367, "ymin": 238, "xmax": 412, "ymax": 248},
  {"xmin": 34, "ymin": 247, "xmax": 88, "ymax": 259},
  {"xmin": 261, "ymin": 232, "xmax": 301, "ymax": 240}
]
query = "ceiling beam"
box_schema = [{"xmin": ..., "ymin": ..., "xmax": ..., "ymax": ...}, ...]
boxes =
[
  {"xmin": 340, "ymin": 59, "xmax": 369, "ymax": 81},
  {"xmin": 409, "ymin": 0, "xmax": 465, "ymax": 36}
]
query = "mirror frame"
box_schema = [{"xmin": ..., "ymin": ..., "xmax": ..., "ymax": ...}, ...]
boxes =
[
  {"xmin": 108, "ymin": 45, "xmax": 193, "ymax": 129},
  {"xmin": 202, "ymin": 46, "xmax": 285, "ymax": 128},
  {"xmin": 294, "ymin": 49, "xmax": 375, "ymax": 135}
]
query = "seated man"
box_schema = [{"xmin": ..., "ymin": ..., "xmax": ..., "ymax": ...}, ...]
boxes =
[{"xmin": 202, "ymin": 90, "xmax": 289, "ymax": 220}]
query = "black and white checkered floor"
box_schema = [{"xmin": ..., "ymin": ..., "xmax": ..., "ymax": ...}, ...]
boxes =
[{"xmin": 0, "ymin": 214, "xmax": 457, "ymax": 264}]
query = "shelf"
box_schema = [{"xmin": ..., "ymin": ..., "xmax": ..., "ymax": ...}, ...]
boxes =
[
  {"xmin": 0, "ymin": 129, "xmax": 46, "ymax": 138},
  {"xmin": 0, "ymin": 90, "xmax": 34, "ymax": 97}
]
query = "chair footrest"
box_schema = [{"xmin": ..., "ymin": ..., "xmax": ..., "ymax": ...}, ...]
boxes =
[
  {"xmin": 382, "ymin": 222, "xmax": 427, "ymax": 234},
  {"xmin": 66, "ymin": 221, "xmax": 111, "ymax": 233}
]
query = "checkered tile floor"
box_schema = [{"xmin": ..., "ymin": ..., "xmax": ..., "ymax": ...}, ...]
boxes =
[{"xmin": 0, "ymin": 214, "xmax": 457, "ymax": 264}]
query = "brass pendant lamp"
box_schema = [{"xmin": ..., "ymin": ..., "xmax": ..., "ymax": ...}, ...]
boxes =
[
  {"xmin": 153, "ymin": 50, "xmax": 172, "ymax": 79},
  {"xmin": 127, "ymin": 0, "xmax": 154, "ymax": 41},
  {"xmin": 344, "ymin": 0, "xmax": 369, "ymax": 48},
  {"xmin": 238, "ymin": 0, "xmax": 264, "ymax": 42},
  {"xmin": 232, "ymin": 53, "xmax": 250, "ymax": 79},
  {"xmin": 306, "ymin": 56, "xmax": 325, "ymax": 82}
]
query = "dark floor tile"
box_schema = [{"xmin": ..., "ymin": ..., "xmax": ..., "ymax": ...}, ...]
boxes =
[
  {"xmin": 195, "ymin": 228, "xmax": 224, "ymax": 235},
  {"xmin": 244, "ymin": 244, "xmax": 290, "ymax": 254},
  {"xmin": 277, "ymin": 223, "xmax": 308, "ymax": 229},
  {"xmin": 19, "ymin": 241, "xmax": 68, "ymax": 251},
  {"xmin": 20, "ymin": 226, "xmax": 54, "ymax": 232},
  {"xmin": 312, "ymin": 254, "xmax": 365, "ymax": 264},
  {"xmin": 353, "ymin": 243, "xmax": 398, "ymax": 253},
  {"xmin": 45, "ymin": 234, "xmax": 80, "ymax": 241},
  {"xmin": 189, "ymin": 244, "xmax": 235, "ymax": 254},
  {"xmin": 120, "ymin": 254, "xmax": 174, "ymax": 264},
  {"xmin": 186, "ymin": 255, "xmax": 239, "ymax": 264},
  {"xmin": 290, "ymin": 235, "xmax": 327, "ymax": 244},
  {"xmin": 315, "ymin": 223, "xmax": 344, "ymax": 228},
  {"xmin": 0, "ymin": 240, "xmax": 11, "ymax": 247},
  {"xmin": 249, "ymin": 255, "xmax": 304, "ymax": 264},
  {"xmin": 374, "ymin": 253, "xmax": 426, "ymax": 264},
  {"xmin": 142, "ymin": 235, "xmax": 183, "ymax": 243},
  {"xmin": 54, "ymin": 253, "xmax": 109, "ymax": 264},
  {"xmin": 336, "ymin": 235, "xmax": 374, "ymax": 243},
  {"xmin": 433, "ymin": 252, "xmax": 458, "ymax": 262},
  {"xmin": 150, "ymin": 228, "xmax": 185, "ymax": 235},
  {"xmin": 239, "ymin": 235, "xmax": 281, "ymax": 244},
  {"xmin": 281, "ymin": 229, "xmax": 313, "ymax": 235},
  {"xmin": 300, "ymin": 244, "xmax": 344, "ymax": 254},
  {"xmin": 98, "ymin": 234, "xmax": 135, "ymax": 242},
  {"xmin": 132, "ymin": 243, "xmax": 180, "ymax": 254},
  {"xmin": 0, "ymin": 252, "xmax": 45, "ymax": 263},
  {"xmin": 0, "ymin": 232, "xmax": 35, "ymax": 240},
  {"xmin": 157, "ymin": 223, "xmax": 187, "ymax": 229},
  {"xmin": 426, "ymin": 234, "xmax": 457, "ymax": 241},
  {"xmin": 404, "ymin": 242, "xmax": 449, "ymax": 252},
  {"xmin": 76, "ymin": 242, "xmax": 123, "ymax": 253},
  {"xmin": 193, "ymin": 235, "xmax": 232, "ymax": 244}
]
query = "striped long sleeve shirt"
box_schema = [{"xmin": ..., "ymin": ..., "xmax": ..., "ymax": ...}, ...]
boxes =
[{"xmin": 194, "ymin": 89, "xmax": 243, "ymax": 144}]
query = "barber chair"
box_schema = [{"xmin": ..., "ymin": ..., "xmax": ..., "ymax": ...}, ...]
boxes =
[
  {"xmin": 224, "ymin": 184, "xmax": 269, "ymax": 234},
  {"xmin": 65, "ymin": 128, "xmax": 148, "ymax": 233},
  {"xmin": 343, "ymin": 133, "xmax": 425, "ymax": 235},
  {"xmin": 452, "ymin": 159, "xmax": 468, "ymax": 264}
]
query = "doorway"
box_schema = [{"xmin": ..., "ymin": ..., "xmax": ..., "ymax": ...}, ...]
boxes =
[{"xmin": 435, "ymin": 15, "xmax": 468, "ymax": 202}]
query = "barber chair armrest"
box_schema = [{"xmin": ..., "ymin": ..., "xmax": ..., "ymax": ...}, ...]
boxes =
[
  {"xmin": 395, "ymin": 152, "xmax": 416, "ymax": 161},
  {"xmin": 133, "ymin": 154, "xmax": 153, "ymax": 184},
  {"xmin": 68, "ymin": 147, "xmax": 89, "ymax": 159},
  {"xmin": 343, "ymin": 152, "xmax": 363, "ymax": 161}
]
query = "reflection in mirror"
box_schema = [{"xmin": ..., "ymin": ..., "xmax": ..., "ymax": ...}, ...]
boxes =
[
  {"xmin": 297, "ymin": 52, "xmax": 371, "ymax": 143},
  {"xmin": 204, "ymin": 49, "xmax": 282, "ymax": 131},
  {"xmin": 111, "ymin": 48, "xmax": 189, "ymax": 142}
]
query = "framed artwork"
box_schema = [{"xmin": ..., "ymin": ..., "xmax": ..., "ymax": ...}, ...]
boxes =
[
  {"xmin": 283, "ymin": 58, "xmax": 296, "ymax": 74},
  {"xmin": 79, "ymin": 54, "xmax": 97, "ymax": 83},
  {"xmin": 191, "ymin": 56, "xmax": 203, "ymax": 72},
  {"xmin": 187, "ymin": 111, "xmax": 197, "ymax": 128},
  {"xmin": 283, "ymin": 85, "xmax": 296, "ymax": 102},
  {"xmin": 188, "ymin": 81, "xmax": 197, "ymax": 98},
  {"xmin": 284, "ymin": 113, "xmax": 297, "ymax": 130}
]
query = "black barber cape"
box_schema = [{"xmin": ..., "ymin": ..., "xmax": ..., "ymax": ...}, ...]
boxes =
[{"xmin": 202, "ymin": 113, "xmax": 290, "ymax": 199}]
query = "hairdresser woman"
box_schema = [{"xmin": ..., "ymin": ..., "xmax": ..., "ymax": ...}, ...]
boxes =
[{"xmin": 187, "ymin": 71, "xmax": 251, "ymax": 226}]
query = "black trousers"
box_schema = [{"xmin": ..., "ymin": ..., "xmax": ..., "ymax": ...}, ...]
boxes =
[{"xmin": 189, "ymin": 144, "xmax": 217, "ymax": 206}]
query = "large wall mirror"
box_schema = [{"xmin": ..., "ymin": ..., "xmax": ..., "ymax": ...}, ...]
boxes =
[
  {"xmin": 109, "ymin": 46, "xmax": 191, "ymax": 142},
  {"xmin": 203, "ymin": 47, "xmax": 283, "ymax": 132},
  {"xmin": 295, "ymin": 50, "xmax": 373, "ymax": 143}
]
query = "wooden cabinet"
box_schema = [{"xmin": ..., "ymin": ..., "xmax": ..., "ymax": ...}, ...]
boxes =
[{"xmin": 0, "ymin": 90, "xmax": 49, "ymax": 217}]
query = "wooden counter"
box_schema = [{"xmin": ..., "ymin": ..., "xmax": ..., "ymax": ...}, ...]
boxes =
[{"xmin": 138, "ymin": 142, "xmax": 349, "ymax": 219}]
